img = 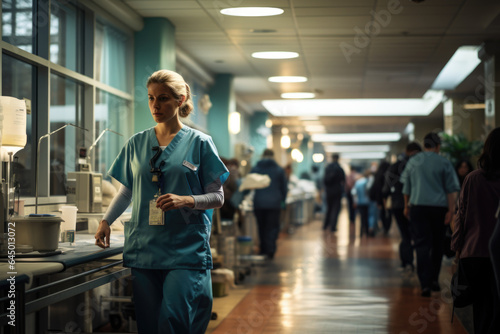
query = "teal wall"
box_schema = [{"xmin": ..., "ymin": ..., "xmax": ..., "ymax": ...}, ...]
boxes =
[
  {"xmin": 208, "ymin": 74, "xmax": 233, "ymax": 158},
  {"xmin": 134, "ymin": 18, "xmax": 176, "ymax": 133},
  {"xmin": 249, "ymin": 111, "xmax": 269, "ymax": 166}
]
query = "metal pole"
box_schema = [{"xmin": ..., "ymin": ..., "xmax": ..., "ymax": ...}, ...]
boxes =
[{"xmin": 35, "ymin": 123, "xmax": 88, "ymax": 214}]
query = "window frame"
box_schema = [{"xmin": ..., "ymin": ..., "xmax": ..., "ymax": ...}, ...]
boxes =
[{"xmin": 0, "ymin": 0, "xmax": 134, "ymax": 207}]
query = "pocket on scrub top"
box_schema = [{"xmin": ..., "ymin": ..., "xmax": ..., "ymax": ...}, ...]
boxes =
[{"xmin": 183, "ymin": 160, "xmax": 202, "ymax": 195}]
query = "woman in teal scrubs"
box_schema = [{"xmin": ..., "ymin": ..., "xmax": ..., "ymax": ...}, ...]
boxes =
[{"xmin": 95, "ymin": 70, "xmax": 229, "ymax": 333}]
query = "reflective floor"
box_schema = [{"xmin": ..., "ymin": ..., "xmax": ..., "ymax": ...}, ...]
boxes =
[{"xmin": 209, "ymin": 209, "xmax": 469, "ymax": 334}]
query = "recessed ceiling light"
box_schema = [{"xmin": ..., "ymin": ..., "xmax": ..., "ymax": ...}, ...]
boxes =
[
  {"xmin": 281, "ymin": 92, "xmax": 315, "ymax": 99},
  {"xmin": 311, "ymin": 133, "xmax": 401, "ymax": 143},
  {"xmin": 252, "ymin": 51, "xmax": 299, "ymax": 59},
  {"xmin": 220, "ymin": 7, "xmax": 284, "ymax": 17},
  {"xmin": 263, "ymin": 90, "xmax": 444, "ymax": 116},
  {"xmin": 268, "ymin": 76, "xmax": 307, "ymax": 83}
]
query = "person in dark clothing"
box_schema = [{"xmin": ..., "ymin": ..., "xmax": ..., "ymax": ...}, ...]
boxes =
[
  {"xmin": 323, "ymin": 153, "xmax": 346, "ymax": 232},
  {"xmin": 382, "ymin": 142, "xmax": 422, "ymax": 272},
  {"xmin": 250, "ymin": 149, "xmax": 288, "ymax": 259},
  {"xmin": 401, "ymin": 132, "xmax": 460, "ymax": 297},
  {"xmin": 371, "ymin": 160, "xmax": 391, "ymax": 235},
  {"xmin": 345, "ymin": 165, "xmax": 360, "ymax": 224},
  {"xmin": 453, "ymin": 127, "xmax": 500, "ymax": 333}
]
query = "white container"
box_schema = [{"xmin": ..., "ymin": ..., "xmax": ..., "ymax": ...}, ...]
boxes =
[{"xmin": 60, "ymin": 206, "xmax": 78, "ymax": 242}]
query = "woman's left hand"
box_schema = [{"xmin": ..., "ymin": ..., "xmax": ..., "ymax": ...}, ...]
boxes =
[{"xmin": 156, "ymin": 193, "xmax": 194, "ymax": 211}]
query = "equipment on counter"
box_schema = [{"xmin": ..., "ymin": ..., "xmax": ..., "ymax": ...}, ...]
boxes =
[
  {"xmin": 68, "ymin": 128, "xmax": 122, "ymax": 213},
  {"xmin": 36, "ymin": 123, "xmax": 88, "ymax": 213},
  {"xmin": 67, "ymin": 172, "xmax": 103, "ymax": 213}
]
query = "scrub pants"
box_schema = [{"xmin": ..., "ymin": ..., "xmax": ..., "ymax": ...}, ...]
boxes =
[{"xmin": 131, "ymin": 268, "xmax": 212, "ymax": 334}]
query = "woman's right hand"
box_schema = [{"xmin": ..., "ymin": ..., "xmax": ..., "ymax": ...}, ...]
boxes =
[{"xmin": 95, "ymin": 220, "xmax": 111, "ymax": 248}]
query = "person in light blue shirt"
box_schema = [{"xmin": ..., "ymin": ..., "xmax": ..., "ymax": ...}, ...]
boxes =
[
  {"xmin": 94, "ymin": 70, "xmax": 229, "ymax": 333},
  {"xmin": 400, "ymin": 132, "xmax": 460, "ymax": 297},
  {"xmin": 352, "ymin": 169, "xmax": 371, "ymax": 237}
]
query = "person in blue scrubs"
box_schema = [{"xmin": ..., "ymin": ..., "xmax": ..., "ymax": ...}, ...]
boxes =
[{"xmin": 94, "ymin": 69, "xmax": 229, "ymax": 333}]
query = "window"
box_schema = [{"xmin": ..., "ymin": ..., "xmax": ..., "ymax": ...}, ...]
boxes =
[
  {"xmin": 50, "ymin": 0, "xmax": 84, "ymax": 73},
  {"xmin": 94, "ymin": 90, "xmax": 132, "ymax": 176},
  {"xmin": 2, "ymin": 0, "xmax": 34, "ymax": 52},
  {"xmin": 49, "ymin": 73, "xmax": 84, "ymax": 195},
  {"xmin": 1, "ymin": 54, "xmax": 35, "ymax": 197},
  {"xmin": 95, "ymin": 20, "xmax": 132, "ymax": 93},
  {"xmin": 1, "ymin": 0, "xmax": 134, "ymax": 206}
]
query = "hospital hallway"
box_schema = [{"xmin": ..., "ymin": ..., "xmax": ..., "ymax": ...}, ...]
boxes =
[{"xmin": 206, "ymin": 206, "xmax": 471, "ymax": 334}]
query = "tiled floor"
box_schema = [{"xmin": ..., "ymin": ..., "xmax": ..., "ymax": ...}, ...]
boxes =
[{"xmin": 207, "ymin": 210, "xmax": 470, "ymax": 334}]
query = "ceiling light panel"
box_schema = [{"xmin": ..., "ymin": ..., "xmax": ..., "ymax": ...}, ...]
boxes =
[
  {"xmin": 220, "ymin": 7, "xmax": 284, "ymax": 17},
  {"xmin": 431, "ymin": 46, "xmax": 481, "ymax": 90},
  {"xmin": 263, "ymin": 90, "xmax": 444, "ymax": 116},
  {"xmin": 268, "ymin": 76, "xmax": 308, "ymax": 83},
  {"xmin": 311, "ymin": 133, "xmax": 401, "ymax": 143},
  {"xmin": 252, "ymin": 51, "xmax": 299, "ymax": 59}
]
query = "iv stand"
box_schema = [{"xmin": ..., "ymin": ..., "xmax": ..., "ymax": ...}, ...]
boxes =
[
  {"xmin": 35, "ymin": 123, "xmax": 88, "ymax": 214},
  {"xmin": 86, "ymin": 128, "xmax": 123, "ymax": 172}
]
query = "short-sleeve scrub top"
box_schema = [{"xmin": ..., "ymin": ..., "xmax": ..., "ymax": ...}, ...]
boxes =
[{"xmin": 108, "ymin": 125, "xmax": 229, "ymax": 270}]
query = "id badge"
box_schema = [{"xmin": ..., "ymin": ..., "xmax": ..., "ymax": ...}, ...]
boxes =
[{"xmin": 149, "ymin": 199, "xmax": 164, "ymax": 225}]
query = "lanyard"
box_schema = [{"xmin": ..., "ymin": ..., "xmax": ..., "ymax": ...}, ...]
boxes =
[{"xmin": 150, "ymin": 146, "xmax": 165, "ymax": 193}]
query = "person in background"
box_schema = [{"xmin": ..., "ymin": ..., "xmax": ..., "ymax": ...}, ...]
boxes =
[
  {"xmin": 371, "ymin": 160, "xmax": 391, "ymax": 235},
  {"xmin": 323, "ymin": 153, "xmax": 346, "ymax": 232},
  {"xmin": 345, "ymin": 165, "xmax": 360, "ymax": 225},
  {"xmin": 445, "ymin": 159, "xmax": 474, "ymax": 257},
  {"xmin": 365, "ymin": 167, "xmax": 378, "ymax": 236},
  {"xmin": 401, "ymin": 132, "xmax": 460, "ymax": 297},
  {"xmin": 220, "ymin": 157, "xmax": 241, "ymax": 221},
  {"xmin": 250, "ymin": 149, "xmax": 288, "ymax": 260},
  {"xmin": 94, "ymin": 69, "xmax": 229, "ymax": 333},
  {"xmin": 382, "ymin": 142, "xmax": 422, "ymax": 272},
  {"xmin": 352, "ymin": 169, "xmax": 372, "ymax": 237},
  {"xmin": 311, "ymin": 165, "xmax": 325, "ymax": 215},
  {"xmin": 455, "ymin": 159, "xmax": 474, "ymax": 188},
  {"xmin": 452, "ymin": 127, "xmax": 500, "ymax": 333}
]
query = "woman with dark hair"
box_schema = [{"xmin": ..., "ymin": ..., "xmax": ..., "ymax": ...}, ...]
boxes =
[
  {"xmin": 455, "ymin": 159, "xmax": 474, "ymax": 187},
  {"xmin": 452, "ymin": 127, "xmax": 500, "ymax": 334}
]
